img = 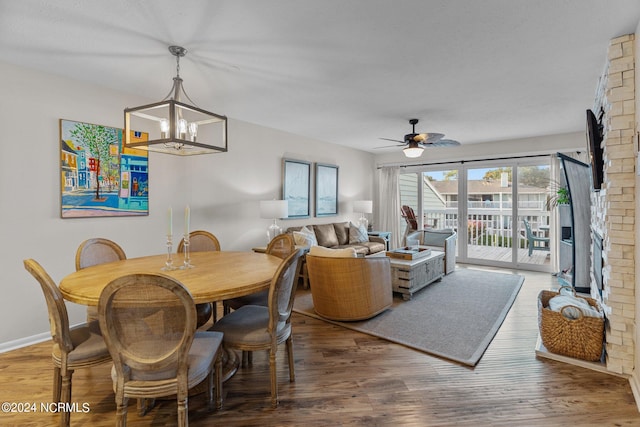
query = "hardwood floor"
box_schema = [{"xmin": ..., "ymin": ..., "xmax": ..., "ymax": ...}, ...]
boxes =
[{"xmin": 1, "ymin": 266, "xmax": 639, "ymax": 426}]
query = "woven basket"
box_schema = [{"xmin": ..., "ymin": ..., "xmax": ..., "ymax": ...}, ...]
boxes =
[{"xmin": 538, "ymin": 287, "xmax": 604, "ymax": 362}]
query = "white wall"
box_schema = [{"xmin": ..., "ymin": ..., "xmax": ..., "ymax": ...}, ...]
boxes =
[{"xmin": 0, "ymin": 61, "xmax": 375, "ymax": 348}]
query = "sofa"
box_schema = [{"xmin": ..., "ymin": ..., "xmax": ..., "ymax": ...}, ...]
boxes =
[
  {"xmin": 286, "ymin": 222, "xmax": 386, "ymax": 256},
  {"xmin": 406, "ymin": 228, "xmax": 457, "ymax": 274},
  {"xmin": 305, "ymin": 246, "xmax": 393, "ymax": 321}
]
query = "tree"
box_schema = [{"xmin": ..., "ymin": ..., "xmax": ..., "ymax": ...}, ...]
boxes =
[
  {"xmin": 70, "ymin": 123, "xmax": 120, "ymax": 200},
  {"xmin": 443, "ymin": 170, "xmax": 458, "ymax": 181}
]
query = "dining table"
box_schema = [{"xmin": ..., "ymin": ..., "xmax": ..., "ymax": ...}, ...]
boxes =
[
  {"xmin": 60, "ymin": 250, "xmax": 282, "ymax": 306},
  {"xmin": 59, "ymin": 250, "xmax": 283, "ymax": 382}
]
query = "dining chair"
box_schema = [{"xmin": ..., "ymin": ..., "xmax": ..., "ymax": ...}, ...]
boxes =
[
  {"xmin": 98, "ymin": 272, "xmax": 224, "ymax": 427},
  {"xmin": 223, "ymin": 233, "xmax": 296, "ymax": 315},
  {"xmin": 177, "ymin": 230, "xmax": 221, "ymax": 325},
  {"xmin": 210, "ymin": 248, "xmax": 304, "ymax": 408},
  {"xmin": 75, "ymin": 238, "xmax": 127, "ymax": 324},
  {"xmin": 24, "ymin": 259, "xmax": 111, "ymax": 427}
]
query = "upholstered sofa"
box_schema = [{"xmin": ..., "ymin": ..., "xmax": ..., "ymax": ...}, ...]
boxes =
[
  {"xmin": 406, "ymin": 228, "xmax": 457, "ymax": 274},
  {"xmin": 305, "ymin": 246, "xmax": 393, "ymax": 321},
  {"xmin": 286, "ymin": 222, "xmax": 386, "ymax": 256}
]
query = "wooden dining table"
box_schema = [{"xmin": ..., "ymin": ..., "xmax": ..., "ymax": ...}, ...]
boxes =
[
  {"xmin": 60, "ymin": 251, "xmax": 282, "ymax": 306},
  {"xmin": 60, "ymin": 250, "xmax": 283, "ymax": 383}
]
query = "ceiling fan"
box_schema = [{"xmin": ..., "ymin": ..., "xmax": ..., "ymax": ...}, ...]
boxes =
[{"xmin": 377, "ymin": 119, "xmax": 461, "ymax": 158}]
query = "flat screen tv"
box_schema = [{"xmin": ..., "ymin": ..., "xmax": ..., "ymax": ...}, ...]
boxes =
[{"xmin": 586, "ymin": 109, "xmax": 604, "ymax": 191}]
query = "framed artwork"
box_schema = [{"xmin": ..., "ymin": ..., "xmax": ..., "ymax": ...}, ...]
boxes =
[
  {"xmin": 282, "ymin": 158, "xmax": 311, "ymax": 218},
  {"xmin": 60, "ymin": 119, "xmax": 149, "ymax": 218},
  {"xmin": 315, "ymin": 163, "xmax": 339, "ymax": 217}
]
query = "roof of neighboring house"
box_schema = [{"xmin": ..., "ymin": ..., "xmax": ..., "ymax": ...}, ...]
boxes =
[{"xmin": 430, "ymin": 179, "xmax": 546, "ymax": 195}]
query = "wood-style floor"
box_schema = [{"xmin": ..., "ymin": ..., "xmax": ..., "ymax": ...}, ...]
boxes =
[{"xmin": 1, "ymin": 266, "xmax": 639, "ymax": 426}]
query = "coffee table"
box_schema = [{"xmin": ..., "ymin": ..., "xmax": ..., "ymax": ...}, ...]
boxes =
[{"xmin": 370, "ymin": 248, "xmax": 445, "ymax": 300}]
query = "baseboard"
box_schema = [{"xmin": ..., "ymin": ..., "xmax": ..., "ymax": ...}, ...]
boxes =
[{"xmin": 0, "ymin": 332, "xmax": 51, "ymax": 354}]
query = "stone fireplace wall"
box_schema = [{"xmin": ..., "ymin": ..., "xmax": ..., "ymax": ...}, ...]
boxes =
[{"xmin": 591, "ymin": 34, "xmax": 636, "ymax": 376}]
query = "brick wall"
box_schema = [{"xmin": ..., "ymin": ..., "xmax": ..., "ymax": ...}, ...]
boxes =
[{"xmin": 592, "ymin": 34, "xmax": 636, "ymax": 375}]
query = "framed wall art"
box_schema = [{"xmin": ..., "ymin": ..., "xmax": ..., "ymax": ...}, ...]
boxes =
[
  {"xmin": 282, "ymin": 158, "xmax": 311, "ymax": 218},
  {"xmin": 315, "ymin": 163, "xmax": 338, "ymax": 217},
  {"xmin": 60, "ymin": 119, "xmax": 149, "ymax": 218}
]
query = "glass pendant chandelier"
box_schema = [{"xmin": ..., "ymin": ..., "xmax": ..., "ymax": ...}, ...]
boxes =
[{"xmin": 124, "ymin": 46, "xmax": 227, "ymax": 156}]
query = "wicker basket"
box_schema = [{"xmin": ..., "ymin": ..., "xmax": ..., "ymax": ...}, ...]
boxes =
[{"xmin": 538, "ymin": 287, "xmax": 604, "ymax": 362}]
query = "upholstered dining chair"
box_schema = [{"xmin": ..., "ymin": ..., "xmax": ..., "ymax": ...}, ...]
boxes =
[
  {"xmin": 98, "ymin": 273, "xmax": 224, "ymax": 427},
  {"xmin": 223, "ymin": 233, "xmax": 296, "ymax": 315},
  {"xmin": 177, "ymin": 230, "xmax": 221, "ymax": 325},
  {"xmin": 24, "ymin": 259, "xmax": 111, "ymax": 427},
  {"xmin": 210, "ymin": 248, "xmax": 304, "ymax": 408},
  {"xmin": 75, "ymin": 237, "xmax": 127, "ymax": 324}
]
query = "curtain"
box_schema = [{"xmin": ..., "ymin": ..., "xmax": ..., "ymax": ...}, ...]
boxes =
[{"xmin": 376, "ymin": 166, "xmax": 401, "ymax": 249}]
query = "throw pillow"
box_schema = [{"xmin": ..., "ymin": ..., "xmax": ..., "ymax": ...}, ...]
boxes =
[
  {"xmin": 293, "ymin": 226, "xmax": 318, "ymax": 247},
  {"xmin": 349, "ymin": 222, "xmax": 369, "ymax": 244},
  {"xmin": 313, "ymin": 223, "xmax": 339, "ymax": 247},
  {"xmin": 309, "ymin": 245, "xmax": 357, "ymax": 258}
]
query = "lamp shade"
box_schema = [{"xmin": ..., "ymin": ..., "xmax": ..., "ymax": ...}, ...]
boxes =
[
  {"xmin": 260, "ymin": 200, "xmax": 288, "ymax": 219},
  {"xmin": 403, "ymin": 143, "xmax": 424, "ymax": 158},
  {"xmin": 353, "ymin": 200, "xmax": 373, "ymax": 214}
]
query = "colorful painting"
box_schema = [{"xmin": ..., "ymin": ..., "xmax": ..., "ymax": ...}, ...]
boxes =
[{"xmin": 60, "ymin": 119, "xmax": 149, "ymax": 218}]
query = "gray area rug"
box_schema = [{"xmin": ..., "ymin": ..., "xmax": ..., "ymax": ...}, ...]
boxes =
[{"xmin": 293, "ymin": 268, "xmax": 524, "ymax": 366}]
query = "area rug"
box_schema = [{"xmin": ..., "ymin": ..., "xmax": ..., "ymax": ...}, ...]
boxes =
[{"xmin": 293, "ymin": 268, "xmax": 524, "ymax": 366}]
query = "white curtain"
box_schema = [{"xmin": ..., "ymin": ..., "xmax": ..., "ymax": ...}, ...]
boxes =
[{"xmin": 376, "ymin": 166, "xmax": 401, "ymax": 249}]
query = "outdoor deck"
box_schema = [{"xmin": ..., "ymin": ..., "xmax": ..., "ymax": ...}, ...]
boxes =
[{"xmin": 467, "ymin": 244, "xmax": 550, "ymax": 265}]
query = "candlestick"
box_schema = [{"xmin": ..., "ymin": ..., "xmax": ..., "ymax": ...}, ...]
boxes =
[
  {"xmin": 167, "ymin": 206, "xmax": 173, "ymax": 236},
  {"xmin": 180, "ymin": 232, "xmax": 193, "ymax": 269},
  {"xmin": 184, "ymin": 205, "xmax": 190, "ymax": 236},
  {"xmin": 161, "ymin": 234, "xmax": 176, "ymax": 271}
]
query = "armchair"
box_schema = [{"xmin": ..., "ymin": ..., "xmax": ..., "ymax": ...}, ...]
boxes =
[
  {"xmin": 406, "ymin": 228, "xmax": 457, "ymax": 274},
  {"xmin": 306, "ymin": 248, "xmax": 393, "ymax": 321},
  {"xmin": 523, "ymin": 219, "xmax": 550, "ymax": 256}
]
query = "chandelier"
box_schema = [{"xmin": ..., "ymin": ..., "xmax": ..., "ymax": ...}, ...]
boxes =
[{"xmin": 124, "ymin": 46, "xmax": 227, "ymax": 155}]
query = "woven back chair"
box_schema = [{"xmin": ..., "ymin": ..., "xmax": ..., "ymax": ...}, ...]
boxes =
[
  {"xmin": 306, "ymin": 255, "xmax": 393, "ymax": 321},
  {"xmin": 266, "ymin": 233, "xmax": 296, "ymax": 259},
  {"xmin": 223, "ymin": 234, "xmax": 296, "ymax": 317},
  {"xmin": 211, "ymin": 249, "xmax": 304, "ymax": 408},
  {"xmin": 75, "ymin": 238, "xmax": 127, "ymax": 323},
  {"xmin": 24, "ymin": 259, "xmax": 110, "ymax": 427},
  {"xmin": 98, "ymin": 273, "xmax": 224, "ymax": 427},
  {"xmin": 177, "ymin": 230, "xmax": 221, "ymax": 325},
  {"xmin": 177, "ymin": 230, "xmax": 221, "ymax": 253}
]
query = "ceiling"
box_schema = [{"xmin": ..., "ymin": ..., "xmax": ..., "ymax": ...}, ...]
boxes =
[{"xmin": 1, "ymin": 0, "xmax": 639, "ymax": 154}]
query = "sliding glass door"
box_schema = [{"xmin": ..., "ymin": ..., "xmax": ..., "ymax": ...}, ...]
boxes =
[{"xmin": 400, "ymin": 157, "xmax": 551, "ymax": 271}]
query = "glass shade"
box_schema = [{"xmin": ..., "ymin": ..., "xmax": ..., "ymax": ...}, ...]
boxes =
[{"xmin": 403, "ymin": 142, "xmax": 424, "ymax": 158}]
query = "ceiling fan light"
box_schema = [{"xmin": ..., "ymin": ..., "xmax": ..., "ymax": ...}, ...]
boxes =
[{"xmin": 403, "ymin": 143, "xmax": 424, "ymax": 158}]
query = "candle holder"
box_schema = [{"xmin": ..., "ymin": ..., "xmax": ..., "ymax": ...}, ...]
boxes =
[
  {"xmin": 161, "ymin": 234, "xmax": 176, "ymax": 271},
  {"xmin": 180, "ymin": 233, "xmax": 194, "ymax": 269}
]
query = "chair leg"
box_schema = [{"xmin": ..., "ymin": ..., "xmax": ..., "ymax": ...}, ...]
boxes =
[
  {"xmin": 269, "ymin": 348, "xmax": 278, "ymax": 408},
  {"xmin": 211, "ymin": 302, "xmax": 218, "ymax": 323},
  {"xmin": 177, "ymin": 393, "xmax": 188, "ymax": 427},
  {"xmin": 115, "ymin": 394, "xmax": 128, "ymax": 427},
  {"xmin": 214, "ymin": 353, "xmax": 223, "ymax": 410},
  {"xmin": 207, "ymin": 369, "xmax": 214, "ymax": 411},
  {"xmin": 52, "ymin": 366, "xmax": 62, "ymax": 403},
  {"xmin": 286, "ymin": 336, "xmax": 295, "ymax": 382},
  {"xmin": 59, "ymin": 370, "xmax": 72, "ymax": 427}
]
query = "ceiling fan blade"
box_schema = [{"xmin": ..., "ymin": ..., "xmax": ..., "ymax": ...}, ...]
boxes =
[
  {"xmin": 379, "ymin": 137, "xmax": 405, "ymax": 143},
  {"xmin": 374, "ymin": 144, "xmax": 405, "ymax": 149},
  {"xmin": 425, "ymin": 139, "xmax": 461, "ymax": 147},
  {"xmin": 414, "ymin": 133, "xmax": 444, "ymax": 143}
]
